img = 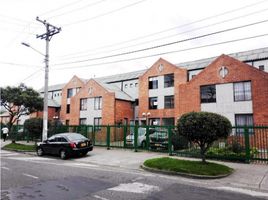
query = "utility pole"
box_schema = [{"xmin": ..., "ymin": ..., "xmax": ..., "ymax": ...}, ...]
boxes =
[{"xmin": 36, "ymin": 16, "xmax": 61, "ymax": 141}]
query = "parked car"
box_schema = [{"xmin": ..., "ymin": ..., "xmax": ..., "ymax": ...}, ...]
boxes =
[
  {"xmin": 36, "ymin": 133, "xmax": 93, "ymax": 159},
  {"xmin": 149, "ymin": 129, "xmax": 189, "ymax": 150},
  {"xmin": 125, "ymin": 128, "xmax": 155, "ymax": 148}
]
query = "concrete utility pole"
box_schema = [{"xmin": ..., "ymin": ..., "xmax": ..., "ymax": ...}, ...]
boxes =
[{"xmin": 36, "ymin": 16, "xmax": 61, "ymax": 141}]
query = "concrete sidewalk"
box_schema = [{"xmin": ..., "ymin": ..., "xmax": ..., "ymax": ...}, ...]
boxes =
[{"xmin": 1, "ymin": 139, "xmax": 268, "ymax": 193}]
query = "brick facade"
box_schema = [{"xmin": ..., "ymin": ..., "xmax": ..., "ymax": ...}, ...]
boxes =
[
  {"xmin": 139, "ymin": 58, "xmax": 187, "ymax": 124},
  {"xmin": 177, "ymin": 54, "xmax": 268, "ymax": 125}
]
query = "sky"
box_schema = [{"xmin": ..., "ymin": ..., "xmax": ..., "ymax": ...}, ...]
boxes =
[{"xmin": 1, "ymin": 0, "xmax": 268, "ymax": 90}]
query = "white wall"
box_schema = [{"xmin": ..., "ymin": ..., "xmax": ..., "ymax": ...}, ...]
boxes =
[
  {"xmin": 80, "ymin": 97, "xmax": 102, "ymax": 125},
  {"xmin": 148, "ymin": 76, "xmax": 174, "ymax": 109},
  {"xmin": 201, "ymin": 83, "xmax": 253, "ymax": 125}
]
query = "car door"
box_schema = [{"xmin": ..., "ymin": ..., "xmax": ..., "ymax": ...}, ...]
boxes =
[{"xmin": 43, "ymin": 136, "xmax": 56, "ymax": 154}]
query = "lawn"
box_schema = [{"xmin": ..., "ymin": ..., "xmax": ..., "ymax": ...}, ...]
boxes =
[
  {"xmin": 143, "ymin": 157, "xmax": 233, "ymax": 176},
  {"xmin": 2, "ymin": 143, "xmax": 36, "ymax": 151}
]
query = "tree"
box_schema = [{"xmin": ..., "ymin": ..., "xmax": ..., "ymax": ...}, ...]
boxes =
[
  {"xmin": 0, "ymin": 84, "xmax": 43, "ymax": 142},
  {"xmin": 177, "ymin": 112, "xmax": 232, "ymax": 163},
  {"xmin": 24, "ymin": 118, "xmax": 43, "ymax": 142}
]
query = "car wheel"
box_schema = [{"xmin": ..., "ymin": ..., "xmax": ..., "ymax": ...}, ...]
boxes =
[
  {"xmin": 141, "ymin": 141, "xmax": 146, "ymax": 148},
  {"xmin": 81, "ymin": 151, "xmax": 88, "ymax": 157},
  {"xmin": 60, "ymin": 149, "xmax": 68, "ymax": 160},
  {"xmin": 36, "ymin": 147, "xmax": 44, "ymax": 156}
]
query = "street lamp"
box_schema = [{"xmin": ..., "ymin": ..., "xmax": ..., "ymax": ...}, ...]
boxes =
[
  {"xmin": 142, "ymin": 112, "xmax": 151, "ymax": 126},
  {"xmin": 21, "ymin": 42, "xmax": 48, "ymax": 141}
]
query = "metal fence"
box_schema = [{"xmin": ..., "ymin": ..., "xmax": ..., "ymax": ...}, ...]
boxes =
[{"xmin": 8, "ymin": 124, "xmax": 268, "ymax": 163}]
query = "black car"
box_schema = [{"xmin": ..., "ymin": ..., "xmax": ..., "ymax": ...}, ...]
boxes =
[{"xmin": 36, "ymin": 133, "xmax": 93, "ymax": 159}]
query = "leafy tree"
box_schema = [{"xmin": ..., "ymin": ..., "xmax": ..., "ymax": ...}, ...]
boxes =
[
  {"xmin": 0, "ymin": 84, "xmax": 43, "ymax": 142},
  {"xmin": 177, "ymin": 112, "xmax": 232, "ymax": 163},
  {"xmin": 24, "ymin": 118, "xmax": 43, "ymax": 142}
]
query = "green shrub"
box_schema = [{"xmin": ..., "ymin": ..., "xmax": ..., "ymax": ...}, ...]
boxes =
[{"xmin": 177, "ymin": 112, "xmax": 232, "ymax": 163}]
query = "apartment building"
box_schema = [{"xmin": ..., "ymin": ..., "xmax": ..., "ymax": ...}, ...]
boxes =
[{"xmin": 39, "ymin": 47, "xmax": 268, "ymax": 127}]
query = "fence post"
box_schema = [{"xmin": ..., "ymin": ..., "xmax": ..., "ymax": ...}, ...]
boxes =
[
  {"xmin": 107, "ymin": 125, "xmax": 110, "ymax": 150},
  {"xmin": 134, "ymin": 125, "xmax": 138, "ymax": 152},
  {"xmin": 168, "ymin": 126, "xmax": 172, "ymax": 156},
  {"xmin": 146, "ymin": 126, "xmax": 150, "ymax": 150},
  {"xmin": 244, "ymin": 127, "xmax": 250, "ymax": 163},
  {"xmin": 123, "ymin": 125, "xmax": 127, "ymax": 148}
]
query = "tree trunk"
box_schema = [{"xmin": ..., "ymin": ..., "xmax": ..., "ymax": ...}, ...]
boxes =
[{"xmin": 200, "ymin": 145, "xmax": 206, "ymax": 163}]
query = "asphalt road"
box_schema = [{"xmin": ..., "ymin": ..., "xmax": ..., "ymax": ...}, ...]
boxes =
[{"xmin": 1, "ymin": 151, "xmax": 267, "ymax": 200}]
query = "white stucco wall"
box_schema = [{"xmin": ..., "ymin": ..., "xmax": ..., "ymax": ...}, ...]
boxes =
[
  {"xmin": 201, "ymin": 83, "xmax": 253, "ymax": 125},
  {"xmin": 80, "ymin": 97, "xmax": 102, "ymax": 125},
  {"xmin": 148, "ymin": 76, "xmax": 174, "ymax": 109}
]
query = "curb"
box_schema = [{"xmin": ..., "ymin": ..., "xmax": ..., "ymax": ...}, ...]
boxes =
[
  {"xmin": 1, "ymin": 148, "xmax": 35, "ymax": 153},
  {"xmin": 140, "ymin": 164, "xmax": 233, "ymax": 179}
]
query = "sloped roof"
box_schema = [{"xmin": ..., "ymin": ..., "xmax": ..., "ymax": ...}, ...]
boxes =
[
  {"xmin": 176, "ymin": 47, "xmax": 268, "ymax": 70},
  {"xmin": 96, "ymin": 69, "xmax": 146, "ymax": 83},
  {"xmin": 96, "ymin": 80, "xmax": 134, "ymax": 101},
  {"xmin": 48, "ymin": 99, "xmax": 61, "ymax": 108},
  {"xmin": 39, "ymin": 83, "xmax": 65, "ymax": 93}
]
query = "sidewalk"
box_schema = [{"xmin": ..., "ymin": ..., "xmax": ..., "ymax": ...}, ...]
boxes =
[{"xmin": 1, "ymin": 139, "xmax": 268, "ymax": 193}]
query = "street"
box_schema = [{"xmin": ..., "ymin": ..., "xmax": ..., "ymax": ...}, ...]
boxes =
[{"xmin": 1, "ymin": 150, "xmax": 268, "ymax": 200}]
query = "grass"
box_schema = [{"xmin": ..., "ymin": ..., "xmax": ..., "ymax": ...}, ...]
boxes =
[
  {"xmin": 2, "ymin": 143, "xmax": 36, "ymax": 151},
  {"xmin": 143, "ymin": 157, "xmax": 233, "ymax": 176}
]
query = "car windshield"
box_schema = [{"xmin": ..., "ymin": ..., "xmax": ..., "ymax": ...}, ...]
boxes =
[{"xmin": 65, "ymin": 133, "xmax": 87, "ymax": 141}]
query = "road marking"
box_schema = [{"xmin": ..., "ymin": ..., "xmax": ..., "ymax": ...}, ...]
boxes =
[
  {"xmin": 6, "ymin": 157, "xmax": 54, "ymax": 161},
  {"xmin": 68, "ymin": 163, "xmax": 98, "ymax": 167},
  {"xmin": 1, "ymin": 167, "xmax": 10, "ymax": 170},
  {"xmin": 93, "ymin": 195, "xmax": 110, "ymax": 200},
  {"xmin": 214, "ymin": 186, "xmax": 268, "ymax": 198},
  {"xmin": 108, "ymin": 182, "xmax": 160, "ymax": 194},
  {"xmin": 22, "ymin": 173, "xmax": 39, "ymax": 179}
]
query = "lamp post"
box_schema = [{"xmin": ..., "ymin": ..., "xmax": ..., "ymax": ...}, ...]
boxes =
[
  {"xmin": 142, "ymin": 112, "xmax": 151, "ymax": 126},
  {"xmin": 21, "ymin": 42, "xmax": 48, "ymax": 141}
]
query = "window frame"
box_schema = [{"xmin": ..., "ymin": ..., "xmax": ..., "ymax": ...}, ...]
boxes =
[
  {"xmin": 148, "ymin": 76, "xmax": 158, "ymax": 90},
  {"xmin": 235, "ymin": 114, "xmax": 254, "ymax": 134},
  {"xmin": 67, "ymin": 88, "xmax": 73, "ymax": 98},
  {"xmin": 94, "ymin": 117, "xmax": 102, "ymax": 131},
  {"xmin": 164, "ymin": 74, "xmax": 174, "ymax": 88},
  {"xmin": 66, "ymin": 104, "xmax": 70, "ymax": 114},
  {"xmin": 94, "ymin": 97, "xmax": 102, "ymax": 110},
  {"xmin": 233, "ymin": 81, "xmax": 252, "ymax": 102},
  {"xmin": 200, "ymin": 84, "xmax": 216, "ymax": 103},
  {"xmin": 164, "ymin": 95, "xmax": 174, "ymax": 109},
  {"xmin": 80, "ymin": 98, "xmax": 87, "ymax": 111},
  {"xmin": 149, "ymin": 97, "xmax": 158, "ymax": 109},
  {"xmin": 79, "ymin": 118, "xmax": 87, "ymax": 125}
]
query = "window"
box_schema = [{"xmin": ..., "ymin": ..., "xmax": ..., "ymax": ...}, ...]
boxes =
[
  {"xmin": 135, "ymin": 83, "xmax": 138, "ymax": 87},
  {"xmin": 235, "ymin": 114, "xmax": 253, "ymax": 134},
  {"xmin": 135, "ymin": 99, "xmax": 139, "ymax": 106},
  {"xmin": 125, "ymin": 84, "xmax": 128, "ymax": 88},
  {"xmin": 259, "ymin": 65, "xmax": 264, "ymax": 71},
  {"xmin": 94, "ymin": 117, "xmax": 102, "ymax": 131},
  {"xmin": 149, "ymin": 118, "xmax": 160, "ymax": 125},
  {"xmin": 148, "ymin": 77, "xmax": 158, "ymax": 89},
  {"xmin": 164, "ymin": 95, "xmax": 174, "ymax": 109},
  {"xmin": 130, "ymin": 83, "xmax": 133, "ymax": 88},
  {"xmin": 76, "ymin": 87, "xmax": 81, "ymax": 93},
  {"xmin": 80, "ymin": 98, "xmax": 87, "ymax": 110},
  {"xmin": 79, "ymin": 118, "xmax": 87, "ymax": 125},
  {"xmin": 66, "ymin": 120, "xmax": 69, "ymax": 125},
  {"xmin": 162, "ymin": 118, "xmax": 175, "ymax": 126},
  {"xmin": 200, "ymin": 85, "xmax": 216, "ymax": 103},
  {"xmin": 66, "ymin": 104, "xmax": 70, "ymax": 113},
  {"xmin": 94, "ymin": 97, "xmax": 102, "ymax": 110},
  {"xmin": 234, "ymin": 81, "xmax": 251, "ymax": 101},
  {"xmin": 149, "ymin": 97, "xmax": 158, "ymax": 109},
  {"xmin": 67, "ymin": 89, "xmax": 73, "ymax": 98},
  {"xmin": 164, "ymin": 74, "xmax": 174, "ymax": 88}
]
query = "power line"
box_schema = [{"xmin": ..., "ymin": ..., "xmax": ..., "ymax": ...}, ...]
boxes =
[
  {"xmin": 62, "ymin": 0, "xmax": 147, "ymax": 26},
  {"xmin": 52, "ymin": 19, "xmax": 268, "ymax": 66},
  {"xmin": 57, "ymin": 0, "xmax": 268, "ymax": 58},
  {"xmin": 46, "ymin": 0, "xmax": 107, "ymax": 19},
  {"xmin": 39, "ymin": 0, "xmax": 86, "ymax": 16},
  {"xmin": 53, "ymin": 33, "xmax": 268, "ymax": 70},
  {"xmin": 16, "ymin": 68, "xmax": 44, "ymax": 86},
  {"xmin": 58, "ymin": 7, "xmax": 268, "ymax": 61},
  {"xmin": 0, "ymin": 61, "xmax": 42, "ymax": 68}
]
